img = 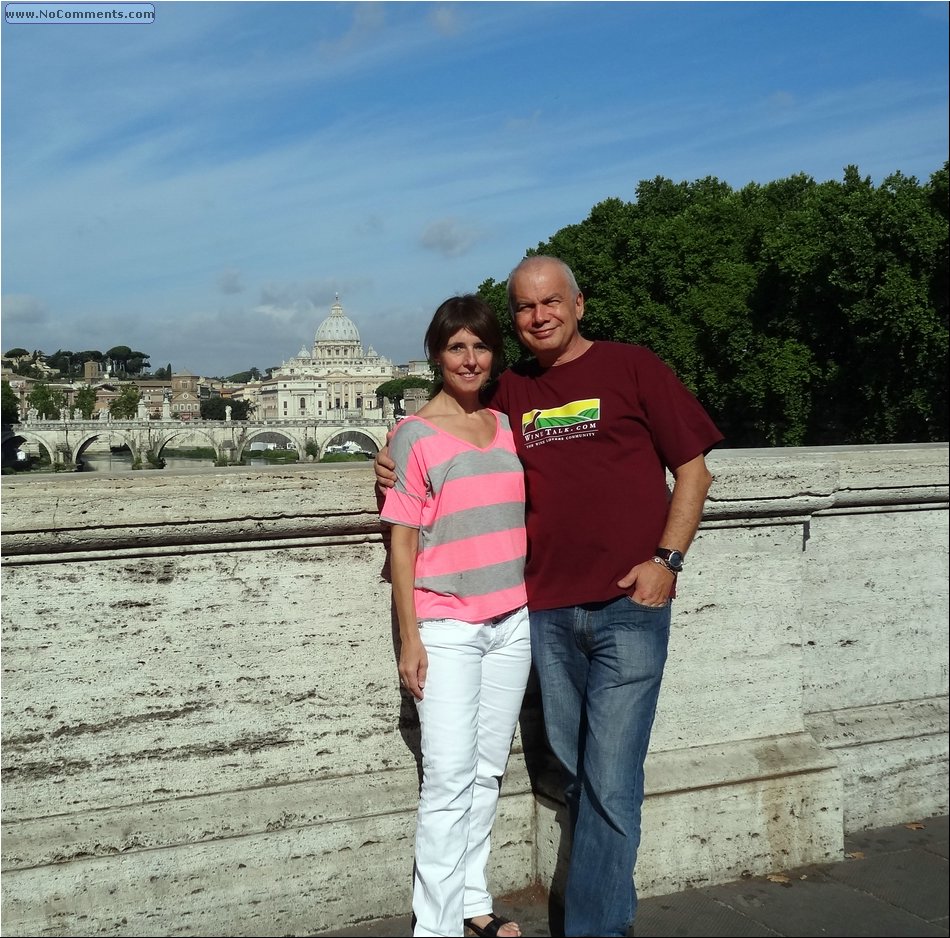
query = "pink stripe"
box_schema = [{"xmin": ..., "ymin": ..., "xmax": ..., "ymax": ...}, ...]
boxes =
[
  {"xmin": 380, "ymin": 490, "xmax": 423, "ymax": 527},
  {"xmin": 405, "ymin": 428, "xmax": 493, "ymax": 464},
  {"xmin": 418, "ymin": 529, "xmax": 526, "ymax": 577},
  {"xmin": 438, "ymin": 472, "xmax": 524, "ymax": 513}
]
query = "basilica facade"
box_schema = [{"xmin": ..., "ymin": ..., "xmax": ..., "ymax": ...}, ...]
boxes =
[{"xmin": 250, "ymin": 297, "xmax": 398, "ymax": 421}]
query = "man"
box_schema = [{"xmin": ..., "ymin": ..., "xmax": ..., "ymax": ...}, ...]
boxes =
[{"xmin": 378, "ymin": 256, "xmax": 723, "ymax": 936}]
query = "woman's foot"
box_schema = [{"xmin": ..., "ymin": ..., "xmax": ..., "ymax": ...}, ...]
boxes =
[{"xmin": 464, "ymin": 912, "xmax": 521, "ymax": 937}]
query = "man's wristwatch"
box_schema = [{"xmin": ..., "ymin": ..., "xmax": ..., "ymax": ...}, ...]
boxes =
[{"xmin": 654, "ymin": 547, "xmax": 685, "ymax": 573}]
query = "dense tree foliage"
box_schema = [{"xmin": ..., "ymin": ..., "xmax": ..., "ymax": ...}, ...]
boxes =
[
  {"xmin": 44, "ymin": 350, "xmax": 79, "ymax": 377},
  {"xmin": 2, "ymin": 380, "xmax": 20, "ymax": 424},
  {"xmin": 26, "ymin": 382, "xmax": 66, "ymax": 420},
  {"xmin": 3, "ymin": 349, "xmax": 49, "ymax": 378},
  {"xmin": 106, "ymin": 346, "xmax": 150, "ymax": 376},
  {"xmin": 200, "ymin": 397, "xmax": 253, "ymax": 420},
  {"xmin": 376, "ymin": 376, "xmax": 434, "ymax": 413},
  {"xmin": 74, "ymin": 385, "xmax": 98, "ymax": 419},
  {"xmin": 479, "ymin": 164, "xmax": 948, "ymax": 446},
  {"xmin": 226, "ymin": 367, "xmax": 263, "ymax": 383},
  {"xmin": 7, "ymin": 347, "xmax": 152, "ymax": 379},
  {"xmin": 109, "ymin": 384, "xmax": 141, "ymax": 419}
]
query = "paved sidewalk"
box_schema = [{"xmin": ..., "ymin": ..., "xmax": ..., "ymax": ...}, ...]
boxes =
[{"xmin": 322, "ymin": 814, "xmax": 948, "ymax": 937}]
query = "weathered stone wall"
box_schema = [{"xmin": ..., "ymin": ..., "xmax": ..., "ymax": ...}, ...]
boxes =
[{"xmin": 1, "ymin": 444, "xmax": 947, "ymax": 936}]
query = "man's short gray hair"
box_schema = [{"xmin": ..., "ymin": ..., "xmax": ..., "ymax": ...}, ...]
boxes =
[{"xmin": 506, "ymin": 256, "xmax": 581, "ymax": 314}]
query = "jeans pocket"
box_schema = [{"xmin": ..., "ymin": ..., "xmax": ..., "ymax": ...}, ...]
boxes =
[{"xmin": 623, "ymin": 595, "xmax": 670, "ymax": 611}]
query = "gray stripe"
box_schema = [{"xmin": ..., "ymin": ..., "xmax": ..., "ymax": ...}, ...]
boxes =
[
  {"xmin": 390, "ymin": 420, "xmax": 439, "ymax": 495},
  {"xmin": 427, "ymin": 448, "xmax": 522, "ymax": 494},
  {"xmin": 424, "ymin": 502, "xmax": 524, "ymax": 549},
  {"xmin": 390, "ymin": 421, "xmax": 521, "ymax": 497},
  {"xmin": 417, "ymin": 556, "xmax": 525, "ymax": 599}
]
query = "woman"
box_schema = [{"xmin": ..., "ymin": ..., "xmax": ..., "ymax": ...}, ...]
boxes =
[{"xmin": 380, "ymin": 295, "xmax": 529, "ymax": 938}]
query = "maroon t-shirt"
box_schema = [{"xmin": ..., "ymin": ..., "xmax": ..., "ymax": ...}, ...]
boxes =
[{"xmin": 490, "ymin": 341, "xmax": 723, "ymax": 611}]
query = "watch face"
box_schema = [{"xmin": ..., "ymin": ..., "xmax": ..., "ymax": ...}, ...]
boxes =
[{"xmin": 655, "ymin": 548, "xmax": 684, "ymax": 571}]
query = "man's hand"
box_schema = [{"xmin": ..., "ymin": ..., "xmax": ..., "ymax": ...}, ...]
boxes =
[
  {"xmin": 618, "ymin": 559, "xmax": 675, "ymax": 606},
  {"xmin": 375, "ymin": 445, "xmax": 397, "ymax": 489}
]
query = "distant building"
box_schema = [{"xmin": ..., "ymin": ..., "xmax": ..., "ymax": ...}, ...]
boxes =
[
  {"xmin": 84, "ymin": 360, "xmax": 104, "ymax": 383},
  {"xmin": 258, "ymin": 297, "xmax": 397, "ymax": 421},
  {"xmin": 401, "ymin": 360, "xmax": 433, "ymax": 379},
  {"xmin": 170, "ymin": 371, "xmax": 201, "ymax": 420},
  {"xmin": 120, "ymin": 377, "xmax": 172, "ymax": 418},
  {"xmin": 402, "ymin": 386, "xmax": 429, "ymax": 416}
]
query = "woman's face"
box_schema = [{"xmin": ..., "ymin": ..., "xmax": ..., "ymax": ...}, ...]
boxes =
[{"xmin": 437, "ymin": 328, "xmax": 493, "ymax": 397}]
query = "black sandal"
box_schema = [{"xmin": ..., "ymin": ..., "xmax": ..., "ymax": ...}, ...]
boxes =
[{"xmin": 464, "ymin": 913, "xmax": 518, "ymax": 938}]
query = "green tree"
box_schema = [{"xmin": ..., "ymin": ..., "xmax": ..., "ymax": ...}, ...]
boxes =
[
  {"xmin": 45, "ymin": 349, "xmax": 76, "ymax": 377},
  {"xmin": 227, "ymin": 367, "xmax": 262, "ymax": 383},
  {"xmin": 2, "ymin": 380, "xmax": 20, "ymax": 424},
  {"xmin": 758, "ymin": 164, "xmax": 948, "ymax": 443},
  {"xmin": 126, "ymin": 351, "xmax": 151, "ymax": 375},
  {"xmin": 27, "ymin": 382, "xmax": 66, "ymax": 419},
  {"xmin": 200, "ymin": 397, "xmax": 253, "ymax": 420},
  {"xmin": 4, "ymin": 347, "xmax": 30, "ymax": 359},
  {"xmin": 75, "ymin": 385, "xmax": 98, "ymax": 419},
  {"xmin": 376, "ymin": 376, "xmax": 434, "ymax": 413},
  {"xmin": 485, "ymin": 162, "xmax": 948, "ymax": 446},
  {"xmin": 102, "ymin": 347, "xmax": 150, "ymax": 376},
  {"xmin": 476, "ymin": 277, "xmax": 521, "ymax": 367},
  {"xmin": 71, "ymin": 350, "xmax": 105, "ymax": 378},
  {"xmin": 106, "ymin": 345, "xmax": 133, "ymax": 375},
  {"xmin": 11, "ymin": 352, "xmax": 46, "ymax": 378},
  {"xmin": 109, "ymin": 384, "xmax": 140, "ymax": 418}
]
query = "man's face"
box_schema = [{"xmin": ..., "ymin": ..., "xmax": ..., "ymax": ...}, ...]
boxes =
[{"xmin": 509, "ymin": 261, "xmax": 585, "ymax": 366}]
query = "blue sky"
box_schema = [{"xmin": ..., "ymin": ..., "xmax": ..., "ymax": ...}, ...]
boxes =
[{"xmin": 2, "ymin": 1, "xmax": 947, "ymax": 378}]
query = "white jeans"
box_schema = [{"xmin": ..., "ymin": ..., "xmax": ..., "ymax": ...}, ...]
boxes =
[{"xmin": 412, "ymin": 606, "xmax": 531, "ymax": 938}]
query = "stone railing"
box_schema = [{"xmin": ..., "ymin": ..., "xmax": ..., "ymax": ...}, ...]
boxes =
[{"xmin": 1, "ymin": 444, "xmax": 947, "ymax": 936}]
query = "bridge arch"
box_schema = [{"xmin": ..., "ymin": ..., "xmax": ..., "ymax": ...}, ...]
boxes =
[
  {"xmin": 234, "ymin": 428, "xmax": 309, "ymax": 463},
  {"xmin": 4, "ymin": 429, "xmax": 56, "ymax": 466},
  {"xmin": 73, "ymin": 429, "xmax": 141, "ymax": 467},
  {"xmin": 321, "ymin": 429, "xmax": 382, "ymax": 460},
  {"xmin": 7, "ymin": 418, "xmax": 394, "ymax": 470},
  {"xmin": 151, "ymin": 427, "xmax": 221, "ymax": 466}
]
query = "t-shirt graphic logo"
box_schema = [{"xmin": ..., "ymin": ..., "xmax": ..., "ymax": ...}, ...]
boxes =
[{"xmin": 521, "ymin": 398, "xmax": 601, "ymax": 432}]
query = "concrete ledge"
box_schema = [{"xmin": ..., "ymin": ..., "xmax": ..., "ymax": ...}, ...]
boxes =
[
  {"xmin": 1, "ymin": 775, "xmax": 537, "ymax": 938},
  {"xmin": 535, "ymin": 732, "xmax": 843, "ymax": 901},
  {"xmin": 2, "ymin": 445, "xmax": 947, "ymax": 936},
  {"xmin": 807, "ymin": 697, "xmax": 949, "ymax": 831}
]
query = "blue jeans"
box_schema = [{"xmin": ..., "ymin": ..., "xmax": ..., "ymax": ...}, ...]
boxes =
[{"xmin": 530, "ymin": 596, "xmax": 670, "ymax": 937}]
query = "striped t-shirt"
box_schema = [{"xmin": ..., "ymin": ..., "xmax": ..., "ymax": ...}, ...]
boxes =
[{"xmin": 380, "ymin": 411, "xmax": 527, "ymax": 624}]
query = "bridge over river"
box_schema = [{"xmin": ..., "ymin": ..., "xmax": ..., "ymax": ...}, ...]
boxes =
[{"xmin": 3, "ymin": 415, "xmax": 393, "ymax": 469}]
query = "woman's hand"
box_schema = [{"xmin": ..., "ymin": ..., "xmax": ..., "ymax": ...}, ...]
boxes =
[{"xmin": 398, "ymin": 637, "xmax": 428, "ymax": 700}]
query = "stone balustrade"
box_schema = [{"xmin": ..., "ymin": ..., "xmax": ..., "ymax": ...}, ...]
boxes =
[{"xmin": 1, "ymin": 443, "xmax": 947, "ymax": 936}]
